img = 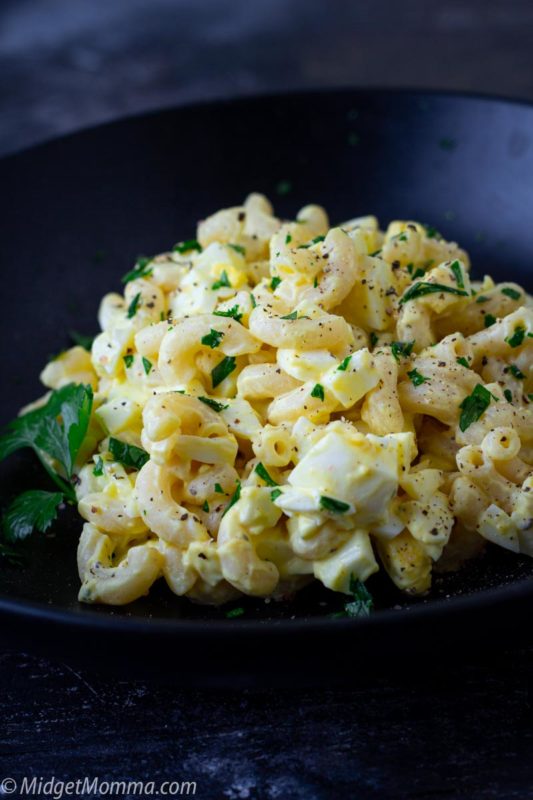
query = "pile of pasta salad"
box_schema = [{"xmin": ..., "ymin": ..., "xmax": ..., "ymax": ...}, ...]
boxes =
[{"xmin": 1, "ymin": 193, "xmax": 532, "ymax": 611}]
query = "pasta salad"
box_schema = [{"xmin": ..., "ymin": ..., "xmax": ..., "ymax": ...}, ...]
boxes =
[{"xmin": 5, "ymin": 194, "xmax": 533, "ymax": 608}]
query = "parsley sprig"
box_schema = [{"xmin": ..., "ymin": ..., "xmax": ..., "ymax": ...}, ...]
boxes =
[
  {"xmin": 0, "ymin": 384, "xmax": 93, "ymax": 546},
  {"xmin": 459, "ymin": 384, "xmax": 497, "ymax": 432},
  {"xmin": 400, "ymin": 281, "xmax": 468, "ymax": 305}
]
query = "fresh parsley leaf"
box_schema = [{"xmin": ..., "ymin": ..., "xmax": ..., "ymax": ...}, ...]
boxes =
[
  {"xmin": 484, "ymin": 313, "xmax": 497, "ymax": 328},
  {"xmin": 369, "ymin": 249, "xmax": 382, "ymax": 257},
  {"xmin": 173, "ymin": 239, "xmax": 202, "ymax": 254},
  {"xmin": 270, "ymin": 276, "xmax": 282, "ymax": 291},
  {"xmin": 280, "ymin": 311, "xmax": 298, "ymax": 320},
  {"xmin": 370, "ymin": 332, "xmax": 379, "ymax": 348},
  {"xmin": 0, "ymin": 384, "xmax": 93, "ymax": 499},
  {"xmin": 504, "ymin": 389, "xmax": 513, "ymax": 403},
  {"xmin": 344, "ymin": 575, "xmax": 373, "ymax": 617},
  {"xmin": 456, "ymin": 357, "xmax": 471, "ymax": 369},
  {"xmin": 320, "ymin": 495, "xmax": 350, "ymax": 513},
  {"xmin": 198, "ymin": 396, "xmax": 229, "ymax": 412},
  {"xmin": 270, "ymin": 488, "xmax": 282, "ymax": 502},
  {"xmin": 313, "ymin": 276, "xmax": 319, "ymax": 288},
  {"xmin": 226, "ymin": 607, "xmax": 245, "ymax": 618},
  {"xmin": 142, "ymin": 356, "xmax": 152, "ymax": 375},
  {"xmin": 211, "ymin": 356, "xmax": 237, "ymax": 388},
  {"xmin": 501, "ymin": 287, "xmax": 521, "ymax": 301},
  {"xmin": 213, "ymin": 305, "xmax": 243, "ymax": 323},
  {"xmin": 459, "ymin": 384, "xmax": 497, "ymax": 432},
  {"xmin": 506, "ymin": 326, "xmax": 526, "ymax": 348},
  {"xmin": 450, "ymin": 260, "xmax": 465, "ymax": 288},
  {"xmin": 69, "ymin": 330, "xmax": 95, "ymax": 351},
  {"xmin": 202, "ymin": 500, "xmax": 209, "ymax": 513},
  {"xmin": 214, "ymin": 483, "xmax": 225, "ymax": 494},
  {"xmin": 400, "ymin": 281, "xmax": 468, "ymax": 304},
  {"xmin": 285, "ymin": 234, "xmax": 292, "ymax": 244},
  {"xmin": 505, "ymin": 364, "xmax": 525, "ymax": 380},
  {"xmin": 475, "ymin": 295, "xmax": 489, "ymax": 304},
  {"xmin": 391, "ymin": 341, "xmax": 414, "ymax": 362},
  {"xmin": 221, "ymin": 481, "xmax": 241, "ymax": 517},
  {"xmin": 92, "ymin": 457, "xmax": 104, "ymax": 477},
  {"xmin": 211, "ymin": 270, "xmax": 232, "ymax": 290},
  {"xmin": 311, "ymin": 383, "xmax": 325, "ymax": 400},
  {"xmin": 126, "ymin": 292, "xmax": 141, "ymax": 318},
  {"xmin": 123, "ymin": 354, "xmax": 134, "ymax": 368},
  {"xmin": 250, "ymin": 293, "xmax": 257, "ymax": 308},
  {"xmin": 228, "ymin": 243, "xmax": 246, "ymax": 255},
  {"xmin": 407, "ymin": 368, "xmax": 429, "ymax": 386},
  {"xmin": 2, "ymin": 490, "xmax": 63, "ymax": 543},
  {"xmin": 337, "ymin": 355, "xmax": 352, "ymax": 371},
  {"xmin": 425, "ymin": 224, "xmax": 442, "ymax": 239},
  {"xmin": 109, "ymin": 438, "xmax": 149, "ymax": 470},
  {"xmin": 121, "ymin": 256, "xmax": 153, "ymax": 284},
  {"xmin": 254, "ymin": 463, "xmax": 278, "ymax": 487},
  {"xmin": 201, "ymin": 329, "xmax": 225, "ymax": 349}
]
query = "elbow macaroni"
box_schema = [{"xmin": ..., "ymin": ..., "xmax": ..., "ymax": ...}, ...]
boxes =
[{"xmin": 44, "ymin": 193, "xmax": 531, "ymax": 606}]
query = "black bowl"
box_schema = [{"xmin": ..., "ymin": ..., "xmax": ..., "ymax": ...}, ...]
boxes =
[{"xmin": 1, "ymin": 88, "xmax": 532, "ymax": 685}]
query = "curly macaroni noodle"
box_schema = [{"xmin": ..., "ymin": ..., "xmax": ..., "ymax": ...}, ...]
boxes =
[{"xmin": 39, "ymin": 194, "xmax": 532, "ymax": 605}]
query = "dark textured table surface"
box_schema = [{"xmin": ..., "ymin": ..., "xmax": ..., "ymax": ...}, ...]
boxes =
[{"xmin": 1, "ymin": 1, "xmax": 533, "ymax": 797}]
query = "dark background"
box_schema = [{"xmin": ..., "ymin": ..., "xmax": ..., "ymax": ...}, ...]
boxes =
[{"xmin": 1, "ymin": 1, "xmax": 533, "ymax": 798}]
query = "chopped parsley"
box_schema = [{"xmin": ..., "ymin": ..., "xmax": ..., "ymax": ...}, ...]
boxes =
[
  {"xmin": 198, "ymin": 396, "xmax": 229, "ymax": 412},
  {"xmin": 211, "ymin": 270, "xmax": 231, "ymax": 290},
  {"xmin": 370, "ymin": 332, "xmax": 379, "ymax": 348},
  {"xmin": 450, "ymin": 260, "xmax": 465, "ymax": 288},
  {"xmin": 93, "ymin": 457, "xmax": 104, "ymax": 477},
  {"xmin": 459, "ymin": 384, "xmax": 497, "ymax": 432},
  {"xmin": 475, "ymin": 295, "xmax": 489, "ymax": 304},
  {"xmin": 270, "ymin": 276, "xmax": 282, "ymax": 291},
  {"xmin": 400, "ymin": 281, "xmax": 468, "ymax": 305},
  {"xmin": 123, "ymin": 354, "xmax": 134, "ymax": 368},
  {"xmin": 2, "ymin": 490, "xmax": 64, "ymax": 544},
  {"xmin": 211, "ymin": 356, "xmax": 237, "ymax": 388},
  {"xmin": 126, "ymin": 292, "xmax": 141, "ymax": 318},
  {"xmin": 250, "ymin": 293, "xmax": 257, "ymax": 308},
  {"xmin": 505, "ymin": 364, "xmax": 525, "ymax": 380},
  {"xmin": 505, "ymin": 326, "xmax": 526, "ymax": 348},
  {"xmin": 313, "ymin": 276, "xmax": 319, "ymax": 288},
  {"xmin": 221, "ymin": 481, "xmax": 241, "ymax": 517},
  {"xmin": 320, "ymin": 495, "xmax": 350, "ymax": 514},
  {"xmin": 344, "ymin": 575, "xmax": 374, "ymax": 618},
  {"xmin": 298, "ymin": 235, "xmax": 326, "ymax": 249},
  {"xmin": 173, "ymin": 239, "xmax": 202, "ymax": 254},
  {"xmin": 228, "ymin": 243, "xmax": 246, "ymax": 255},
  {"xmin": 280, "ymin": 311, "xmax": 298, "ymax": 320},
  {"xmin": 225, "ymin": 607, "xmax": 245, "ymax": 618},
  {"xmin": 501, "ymin": 287, "xmax": 521, "ymax": 300},
  {"xmin": 311, "ymin": 383, "xmax": 325, "ymax": 401},
  {"xmin": 201, "ymin": 328, "xmax": 225, "ymax": 349},
  {"xmin": 270, "ymin": 488, "xmax": 282, "ymax": 502},
  {"xmin": 254, "ymin": 463, "xmax": 278, "ymax": 487},
  {"xmin": 122, "ymin": 256, "xmax": 153, "ymax": 284},
  {"xmin": 391, "ymin": 340, "xmax": 414, "ymax": 362},
  {"xmin": 202, "ymin": 500, "xmax": 209, "ymax": 513},
  {"xmin": 214, "ymin": 483, "xmax": 225, "ymax": 494},
  {"xmin": 337, "ymin": 355, "xmax": 352, "ymax": 371},
  {"xmin": 504, "ymin": 389, "xmax": 513, "ymax": 403},
  {"xmin": 456, "ymin": 357, "xmax": 471, "ymax": 369},
  {"xmin": 484, "ymin": 314, "xmax": 497, "ymax": 328},
  {"xmin": 407, "ymin": 368, "xmax": 429, "ymax": 386},
  {"xmin": 142, "ymin": 356, "xmax": 153, "ymax": 375},
  {"xmin": 285, "ymin": 234, "xmax": 292, "ymax": 244},
  {"xmin": 425, "ymin": 224, "xmax": 442, "ymax": 239},
  {"xmin": 213, "ymin": 305, "xmax": 243, "ymax": 323},
  {"xmin": 109, "ymin": 438, "xmax": 150, "ymax": 470}
]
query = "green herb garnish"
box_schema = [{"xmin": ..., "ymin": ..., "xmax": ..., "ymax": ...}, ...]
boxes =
[
  {"xmin": 370, "ymin": 332, "xmax": 379, "ymax": 348},
  {"xmin": 201, "ymin": 328, "xmax": 225, "ymax": 349},
  {"xmin": 2, "ymin": 490, "xmax": 64, "ymax": 544},
  {"xmin": 221, "ymin": 481, "xmax": 241, "ymax": 517},
  {"xmin": 484, "ymin": 314, "xmax": 497, "ymax": 328},
  {"xmin": 226, "ymin": 607, "xmax": 245, "ymax": 618},
  {"xmin": 126, "ymin": 292, "xmax": 141, "ymax": 318},
  {"xmin": 173, "ymin": 239, "xmax": 202, "ymax": 254},
  {"xmin": 311, "ymin": 383, "xmax": 325, "ymax": 401},
  {"xmin": 109, "ymin": 438, "xmax": 149, "ymax": 470},
  {"xmin": 450, "ymin": 260, "xmax": 465, "ymax": 288},
  {"xmin": 505, "ymin": 326, "xmax": 526, "ymax": 348},
  {"xmin": 250, "ymin": 293, "xmax": 257, "ymax": 308},
  {"xmin": 270, "ymin": 488, "xmax": 282, "ymax": 502},
  {"xmin": 400, "ymin": 281, "xmax": 468, "ymax": 305},
  {"xmin": 69, "ymin": 331, "xmax": 95, "ymax": 351},
  {"xmin": 202, "ymin": 500, "xmax": 209, "ymax": 513},
  {"xmin": 475, "ymin": 295, "xmax": 489, "ymax": 304},
  {"xmin": 211, "ymin": 356, "xmax": 237, "ymax": 388},
  {"xmin": 459, "ymin": 384, "xmax": 497, "ymax": 432},
  {"xmin": 254, "ymin": 463, "xmax": 278, "ymax": 487},
  {"xmin": 123, "ymin": 354, "xmax": 134, "ymax": 368},
  {"xmin": 456, "ymin": 357, "xmax": 470, "ymax": 369},
  {"xmin": 93, "ymin": 457, "xmax": 104, "ymax": 477},
  {"xmin": 198, "ymin": 396, "xmax": 229, "ymax": 412},
  {"xmin": 337, "ymin": 355, "xmax": 352, "ymax": 371},
  {"xmin": 501, "ymin": 287, "xmax": 521, "ymax": 300},
  {"xmin": 270, "ymin": 276, "xmax": 282, "ymax": 291},
  {"xmin": 320, "ymin": 495, "xmax": 350, "ymax": 514},
  {"xmin": 298, "ymin": 235, "xmax": 325, "ymax": 249},
  {"xmin": 213, "ymin": 305, "xmax": 243, "ymax": 323},
  {"xmin": 285, "ymin": 234, "xmax": 292, "ymax": 244},
  {"xmin": 505, "ymin": 364, "xmax": 525, "ymax": 380},
  {"xmin": 391, "ymin": 341, "xmax": 414, "ymax": 362},
  {"xmin": 122, "ymin": 256, "xmax": 153, "ymax": 284},
  {"xmin": 280, "ymin": 311, "xmax": 298, "ymax": 320},
  {"xmin": 142, "ymin": 356, "xmax": 153, "ymax": 375},
  {"xmin": 228, "ymin": 243, "xmax": 246, "ymax": 256},
  {"xmin": 504, "ymin": 389, "xmax": 513, "ymax": 403},
  {"xmin": 344, "ymin": 574, "xmax": 373, "ymax": 617},
  {"xmin": 407, "ymin": 368, "xmax": 429, "ymax": 386},
  {"xmin": 211, "ymin": 270, "xmax": 231, "ymax": 290}
]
